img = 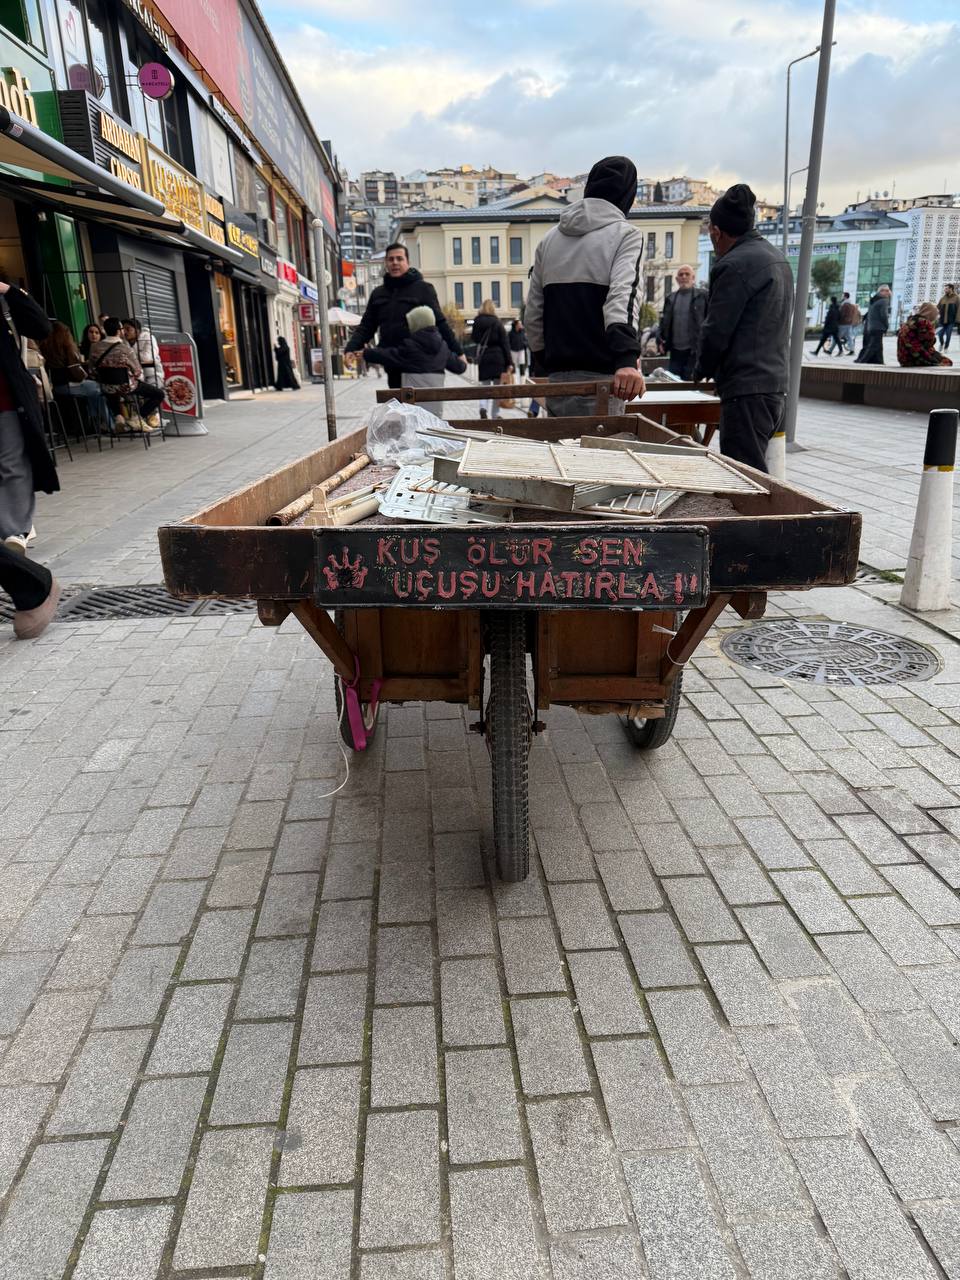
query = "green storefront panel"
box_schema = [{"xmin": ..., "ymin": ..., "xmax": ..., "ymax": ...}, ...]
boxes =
[{"xmin": 0, "ymin": 26, "xmax": 62, "ymax": 150}]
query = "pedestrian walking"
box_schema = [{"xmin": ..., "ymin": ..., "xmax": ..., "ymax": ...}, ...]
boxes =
[
  {"xmin": 509, "ymin": 320, "xmax": 528, "ymax": 379},
  {"xmin": 837, "ymin": 292, "xmax": 860, "ymax": 356},
  {"xmin": 471, "ymin": 301, "xmax": 513, "ymax": 419},
  {"xmin": 364, "ymin": 304, "xmax": 465, "ymax": 418},
  {"xmin": 344, "ymin": 243, "xmax": 464, "ymax": 390},
  {"xmin": 0, "ymin": 276, "xmax": 58, "ymax": 556},
  {"xmin": 0, "ymin": 539, "xmax": 60, "ymax": 638},
  {"xmin": 525, "ymin": 154, "xmax": 645, "ymax": 416},
  {"xmin": 659, "ymin": 264, "xmax": 708, "ymax": 380},
  {"xmin": 897, "ymin": 303, "xmax": 953, "ymax": 367},
  {"xmin": 694, "ymin": 184, "xmax": 793, "ymax": 473},
  {"xmin": 273, "ymin": 336, "xmax": 300, "ymax": 390},
  {"xmin": 811, "ymin": 297, "xmax": 841, "ymax": 356},
  {"xmin": 855, "ymin": 286, "xmax": 891, "ymax": 364},
  {"xmin": 937, "ymin": 284, "xmax": 959, "ymax": 350}
]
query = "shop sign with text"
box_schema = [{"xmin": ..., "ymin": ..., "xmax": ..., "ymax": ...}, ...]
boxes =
[
  {"xmin": 119, "ymin": 0, "xmax": 170, "ymax": 49},
  {"xmin": 58, "ymin": 91, "xmax": 145, "ymax": 190},
  {"xmin": 0, "ymin": 67, "xmax": 39, "ymax": 127},
  {"xmin": 204, "ymin": 190, "xmax": 226, "ymax": 244},
  {"xmin": 158, "ymin": 339, "xmax": 200, "ymax": 417},
  {"xmin": 298, "ymin": 275, "xmax": 318, "ymax": 301},
  {"xmin": 277, "ymin": 258, "xmax": 298, "ymax": 289},
  {"xmin": 144, "ymin": 140, "xmax": 204, "ymax": 231},
  {"xmin": 222, "ymin": 200, "xmax": 258, "ymax": 257},
  {"xmin": 0, "ymin": 32, "xmax": 62, "ymax": 155}
]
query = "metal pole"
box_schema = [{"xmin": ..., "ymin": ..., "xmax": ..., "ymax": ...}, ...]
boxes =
[
  {"xmin": 784, "ymin": 3, "xmax": 836, "ymax": 449},
  {"xmin": 312, "ymin": 217, "xmax": 338, "ymax": 441}
]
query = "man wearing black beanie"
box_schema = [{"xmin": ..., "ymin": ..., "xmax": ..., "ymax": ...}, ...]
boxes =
[
  {"xmin": 525, "ymin": 155, "xmax": 645, "ymax": 413},
  {"xmin": 694, "ymin": 183, "xmax": 793, "ymax": 472}
]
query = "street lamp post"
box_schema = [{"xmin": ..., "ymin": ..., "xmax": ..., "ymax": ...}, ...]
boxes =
[
  {"xmin": 311, "ymin": 217, "xmax": 338, "ymax": 441},
  {"xmin": 783, "ymin": 45, "xmax": 821, "ymax": 259},
  {"xmin": 784, "ymin": 0, "xmax": 837, "ymax": 449}
]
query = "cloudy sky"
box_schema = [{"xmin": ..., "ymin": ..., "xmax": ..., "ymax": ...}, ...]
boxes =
[{"xmin": 259, "ymin": 0, "xmax": 959, "ymax": 211}]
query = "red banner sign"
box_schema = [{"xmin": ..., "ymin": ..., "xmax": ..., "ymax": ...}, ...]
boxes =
[{"xmin": 158, "ymin": 340, "xmax": 200, "ymax": 417}]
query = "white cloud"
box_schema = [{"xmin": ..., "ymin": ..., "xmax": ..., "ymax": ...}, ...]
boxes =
[{"xmin": 269, "ymin": 3, "xmax": 960, "ymax": 208}]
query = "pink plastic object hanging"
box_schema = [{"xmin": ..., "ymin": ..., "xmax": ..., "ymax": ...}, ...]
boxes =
[{"xmin": 342, "ymin": 657, "xmax": 382, "ymax": 751}]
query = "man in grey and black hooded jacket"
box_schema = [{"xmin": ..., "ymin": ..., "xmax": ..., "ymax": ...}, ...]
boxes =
[{"xmin": 525, "ymin": 156, "xmax": 645, "ymax": 415}]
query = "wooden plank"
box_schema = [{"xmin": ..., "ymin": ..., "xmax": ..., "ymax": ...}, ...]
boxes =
[
  {"xmin": 550, "ymin": 676, "xmax": 665, "ymax": 700},
  {"xmin": 445, "ymin": 415, "xmax": 686, "ymax": 445},
  {"xmin": 290, "ymin": 602, "xmax": 356, "ymax": 683},
  {"xmin": 731, "ymin": 591, "xmax": 768, "ymax": 620},
  {"xmin": 379, "ymin": 677, "xmax": 467, "ymax": 701},
  {"xmin": 312, "ymin": 524, "xmax": 710, "ymax": 610},
  {"xmin": 660, "ymin": 594, "xmax": 732, "ymax": 684}
]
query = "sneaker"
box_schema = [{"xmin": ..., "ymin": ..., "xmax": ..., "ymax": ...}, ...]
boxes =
[
  {"xmin": 113, "ymin": 414, "xmax": 128, "ymax": 431},
  {"xmin": 25, "ymin": 526, "xmax": 36, "ymax": 548},
  {"xmin": 146, "ymin": 413, "xmax": 161, "ymax": 429},
  {"xmin": 13, "ymin": 578, "xmax": 61, "ymax": 640},
  {"xmin": 2, "ymin": 534, "xmax": 27, "ymax": 555}
]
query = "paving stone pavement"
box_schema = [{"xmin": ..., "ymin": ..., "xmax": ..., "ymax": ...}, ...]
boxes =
[{"xmin": 2, "ymin": 375, "xmax": 960, "ymax": 1276}]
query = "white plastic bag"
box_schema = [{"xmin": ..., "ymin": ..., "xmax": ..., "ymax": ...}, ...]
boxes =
[{"xmin": 366, "ymin": 399, "xmax": 462, "ymax": 465}]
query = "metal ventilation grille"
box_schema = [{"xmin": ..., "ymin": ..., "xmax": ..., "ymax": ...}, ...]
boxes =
[
  {"xmin": 1, "ymin": 586, "xmax": 258, "ymax": 625},
  {"xmin": 720, "ymin": 620, "xmax": 941, "ymax": 686}
]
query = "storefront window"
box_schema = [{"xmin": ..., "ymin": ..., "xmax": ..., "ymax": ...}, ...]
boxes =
[
  {"xmin": 124, "ymin": 30, "xmax": 164, "ymax": 146},
  {"xmin": 215, "ymin": 272, "xmax": 243, "ymax": 387},
  {"xmin": 7, "ymin": 0, "xmax": 46, "ymax": 52},
  {"xmin": 58, "ymin": 0, "xmax": 91, "ymax": 92},
  {"xmin": 289, "ymin": 211, "xmax": 305, "ymax": 274},
  {"xmin": 275, "ymin": 198, "xmax": 290, "ymax": 261},
  {"xmin": 232, "ymin": 146, "xmax": 256, "ymax": 216},
  {"xmin": 85, "ymin": 0, "xmax": 118, "ymax": 110}
]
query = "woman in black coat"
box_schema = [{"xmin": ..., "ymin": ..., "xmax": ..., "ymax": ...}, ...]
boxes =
[
  {"xmin": 0, "ymin": 280, "xmax": 56, "ymax": 551},
  {"xmin": 273, "ymin": 336, "xmax": 299, "ymax": 390},
  {"xmin": 812, "ymin": 297, "xmax": 841, "ymax": 356},
  {"xmin": 471, "ymin": 300, "xmax": 512, "ymax": 419}
]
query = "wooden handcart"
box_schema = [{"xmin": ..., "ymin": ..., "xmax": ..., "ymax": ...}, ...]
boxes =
[{"xmin": 159, "ymin": 381, "xmax": 861, "ymax": 882}]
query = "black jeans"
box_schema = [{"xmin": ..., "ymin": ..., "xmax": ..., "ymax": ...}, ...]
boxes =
[
  {"xmin": 719, "ymin": 394, "xmax": 784, "ymax": 473},
  {"xmin": 387, "ymin": 367, "xmax": 403, "ymax": 390},
  {"xmin": 135, "ymin": 381, "xmax": 165, "ymax": 416},
  {"xmin": 0, "ymin": 539, "xmax": 51, "ymax": 611}
]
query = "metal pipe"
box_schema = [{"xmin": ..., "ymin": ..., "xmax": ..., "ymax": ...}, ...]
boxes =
[
  {"xmin": 784, "ymin": 2, "xmax": 837, "ymax": 448},
  {"xmin": 312, "ymin": 217, "xmax": 338, "ymax": 441}
]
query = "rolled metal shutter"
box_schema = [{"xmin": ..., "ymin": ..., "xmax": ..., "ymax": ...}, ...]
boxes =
[{"xmin": 133, "ymin": 261, "xmax": 181, "ymax": 336}]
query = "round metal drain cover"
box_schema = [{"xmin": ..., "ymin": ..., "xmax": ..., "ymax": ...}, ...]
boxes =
[{"xmin": 720, "ymin": 620, "xmax": 941, "ymax": 686}]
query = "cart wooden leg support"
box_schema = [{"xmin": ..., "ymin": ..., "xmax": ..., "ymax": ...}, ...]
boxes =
[{"xmin": 484, "ymin": 610, "xmax": 533, "ymax": 883}]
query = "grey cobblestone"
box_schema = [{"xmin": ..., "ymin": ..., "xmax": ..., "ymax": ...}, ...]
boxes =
[
  {"xmin": 257, "ymin": 871, "xmax": 319, "ymax": 937},
  {"xmin": 664, "ymin": 876, "xmax": 743, "ymax": 943},
  {"xmin": 236, "ymin": 937, "xmax": 306, "ymax": 1017},
  {"xmin": 852, "ymin": 895, "xmax": 954, "ymax": 965},
  {"xmin": 299, "ymin": 972, "xmax": 367, "ymax": 1065},
  {"xmin": 93, "ymin": 945, "xmax": 178, "ymax": 1028},
  {"xmin": 535, "ymin": 826, "xmax": 596, "ymax": 881},
  {"xmin": 103, "ymin": 1074, "xmax": 207, "ymax": 1199},
  {"xmin": 312, "ymin": 899, "xmax": 371, "ymax": 972},
  {"xmin": 174, "ymin": 1125, "xmax": 276, "ymax": 1270},
  {"xmin": 440, "ymin": 957, "xmax": 505, "ymax": 1046},
  {"xmin": 568, "ymin": 950, "xmax": 647, "ymax": 1035},
  {"xmin": 371, "ymin": 1005, "xmax": 439, "ymax": 1107},
  {"xmin": 792, "ymin": 1137, "xmax": 940, "ymax": 1280},
  {"xmin": 771, "ymin": 869, "xmax": 861, "ymax": 933},
  {"xmin": 648, "ymin": 989, "xmax": 745, "ymax": 1085},
  {"xmin": 816, "ymin": 931, "xmax": 920, "ymax": 1011},
  {"xmin": 803, "ymin": 837, "xmax": 888, "ymax": 895},
  {"xmin": 733, "ymin": 1221, "xmax": 839, "ymax": 1280},
  {"xmin": 786, "ymin": 978, "xmax": 892, "ymax": 1076},
  {"xmin": 592, "ymin": 1037, "xmax": 687, "ymax": 1151},
  {"xmin": 1, "ymin": 989, "xmax": 99, "ymax": 1084},
  {"xmin": 852, "ymin": 1076, "xmax": 960, "ymax": 1200},
  {"xmin": 623, "ymin": 1151, "xmax": 736, "ymax": 1280},
  {"xmin": 360, "ymin": 1250, "xmax": 446, "ymax": 1279},
  {"xmin": 700, "ymin": 846, "xmax": 777, "ymax": 905},
  {"xmin": 449, "ymin": 1166, "xmax": 541, "ymax": 1280},
  {"xmin": 207, "ymin": 848, "xmax": 271, "ymax": 908},
  {"xmin": 737, "ymin": 816, "xmax": 810, "ymax": 870},
  {"xmin": 49, "ymin": 1028, "xmax": 150, "ymax": 1135},
  {"xmin": 360, "ymin": 1110, "xmax": 441, "ymax": 1248},
  {"xmin": 0, "ymin": 1137, "xmax": 109, "ymax": 1280},
  {"xmin": 636, "ymin": 821, "xmax": 701, "ymax": 876},
  {"xmin": 882, "ymin": 863, "xmax": 960, "ymax": 926},
  {"xmin": 74, "ymin": 1205, "xmax": 174, "ymax": 1280},
  {"xmin": 550, "ymin": 1234, "xmax": 645, "ymax": 1280},
  {"xmin": 594, "ymin": 849, "xmax": 663, "ymax": 910},
  {"xmin": 444, "ymin": 1047, "xmax": 523, "ymax": 1164},
  {"xmin": 210, "ymin": 1020, "xmax": 293, "ymax": 1123},
  {"xmin": 0, "ymin": 1084, "xmax": 55, "ymax": 1197},
  {"xmin": 873, "ymin": 1009, "xmax": 960, "ymax": 1121},
  {"xmin": 696, "ymin": 943, "xmax": 792, "ymax": 1026},
  {"xmin": 619, "ymin": 911, "xmax": 699, "ymax": 987},
  {"xmin": 181, "ymin": 908, "xmax": 254, "ymax": 979},
  {"xmin": 737, "ymin": 1026, "xmax": 850, "ymax": 1139},
  {"xmin": 265, "ymin": 1191, "xmax": 353, "ymax": 1279},
  {"xmin": 527, "ymin": 1096, "xmax": 625, "ymax": 1232},
  {"xmin": 149, "ymin": 982, "xmax": 233, "ymax": 1075},
  {"xmin": 835, "ymin": 812, "xmax": 917, "ymax": 864},
  {"xmin": 280, "ymin": 1065, "xmax": 361, "ymax": 1186},
  {"xmin": 375, "ymin": 924, "xmax": 434, "ymax": 1003},
  {"xmin": 549, "ymin": 881, "xmax": 618, "ymax": 949},
  {"xmin": 436, "ymin": 887, "xmax": 494, "ymax": 957},
  {"xmin": 499, "ymin": 916, "xmax": 565, "ymax": 994},
  {"xmin": 0, "ymin": 952, "xmax": 57, "ymax": 1034},
  {"xmin": 512, "ymin": 996, "xmax": 590, "ymax": 1095}
]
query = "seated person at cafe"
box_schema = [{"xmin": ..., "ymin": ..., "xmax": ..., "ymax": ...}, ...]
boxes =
[
  {"xmin": 38, "ymin": 320, "xmax": 109, "ymax": 430},
  {"xmin": 87, "ymin": 317, "xmax": 164, "ymax": 430}
]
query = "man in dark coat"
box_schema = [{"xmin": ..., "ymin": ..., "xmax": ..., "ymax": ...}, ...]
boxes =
[
  {"xmin": 659, "ymin": 265, "xmax": 708, "ymax": 380},
  {"xmin": 855, "ymin": 287, "xmax": 891, "ymax": 364},
  {"xmin": 694, "ymin": 184, "xmax": 793, "ymax": 473},
  {"xmin": 0, "ymin": 278, "xmax": 60, "ymax": 636},
  {"xmin": 345, "ymin": 243, "xmax": 464, "ymax": 389}
]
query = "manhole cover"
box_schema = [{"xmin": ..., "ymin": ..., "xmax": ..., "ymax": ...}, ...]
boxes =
[
  {"xmin": 0, "ymin": 585, "xmax": 257, "ymax": 625},
  {"xmin": 720, "ymin": 620, "xmax": 941, "ymax": 686}
]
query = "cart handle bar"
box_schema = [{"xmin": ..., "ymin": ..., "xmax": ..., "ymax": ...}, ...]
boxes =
[{"xmin": 375, "ymin": 379, "xmax": 613, "ymax": 406}]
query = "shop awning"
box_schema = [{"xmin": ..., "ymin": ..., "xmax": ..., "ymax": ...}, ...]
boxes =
[{"xmin": 0, "ymin": 108, "xmax": 244, "ymax": 265}]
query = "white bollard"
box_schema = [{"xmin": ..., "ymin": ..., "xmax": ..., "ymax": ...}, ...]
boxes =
[
  {"xmin": 900, "ymin": 409, "xmax": 958, "ymax": 612},
  {"xmin": 765, "ymin": 427, "xmax": 786, "ymax": 480}
]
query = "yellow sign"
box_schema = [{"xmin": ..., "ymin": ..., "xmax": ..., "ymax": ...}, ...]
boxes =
[
  {"xmin": 204, "ymin": 192, "xmax": 224, "ymax": 222},
  {"xmin": 206, "ymin": 221, "xmax": 226, "ymax": 246},
  {"xmin": 227, "ymin": 222, "xmax": 258, "ymax": 257},
  {"xmin": 109, "ymin": 155, "xmax": 143, "ymax": 190},
  {"xmin": 98, "ymin": 111, "xmax": 140, "ymax": 163},
  {"xmin": 144, "ymin": 141, "xmax": 204, "ymax": 232},
  {"xmin": 0, "ymin": 67, "xmax": 39, "ymax": 128}
]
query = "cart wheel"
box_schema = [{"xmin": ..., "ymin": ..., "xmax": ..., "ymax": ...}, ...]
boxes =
[
  {"xmin": 333, "ymin": 609, "xmax": 380, "ymax": 751},
  {"xmin": 486, "ymin": 612, "xmax": 531, "ymax": 883},
  {"xmin": 624, "ymin": 670, "xmax": 683, "ymax": 750}
]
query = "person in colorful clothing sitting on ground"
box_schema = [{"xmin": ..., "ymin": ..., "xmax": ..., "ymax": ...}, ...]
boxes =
[{"xmin": 897, "ymin": 303, "xmax": 954, "ymax": 368}]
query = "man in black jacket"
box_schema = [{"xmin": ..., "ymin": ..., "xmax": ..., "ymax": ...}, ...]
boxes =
[
  {"xmin": 659, "ymin": 265, "xmax": 707, "ymax": 380},
  {"xmin": 694, "ymin": 185, "xmax": 793, "ymax": 472},
  {"xmin": 345, "ymin": 243, "xmax": 464, "ymax": 389},
  {"xmin": 855, "ymin": 287, "xmax": 890, "ymax": 364}
]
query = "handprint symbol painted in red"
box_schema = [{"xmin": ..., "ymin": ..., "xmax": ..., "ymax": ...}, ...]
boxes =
[{"xmin": 323, "ymin": 548, "xmax": 369, "ymax": 590}]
